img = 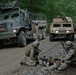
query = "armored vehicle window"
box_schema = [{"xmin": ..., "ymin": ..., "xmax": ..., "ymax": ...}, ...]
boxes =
[
  {"xmin": 0, "ymin": 15, "xmax": 4, "ymax": 20},
  {"xmin": 23, "ymin": 13, "xmax": 25, "ymax": 17},
  {"xmin": 20, "ymin": 11, "xmax": 27, "ymax": 19},
  {"xmin": 4, "ymin": 15, "xmax": 9, "ymax": 19},
  {"xmin": 63, "ymin": 24, "xmax": 71, "ymax": 27},
  {"xmin": 0, "ymin": 14, "xmax": 9, "ymax": 20},
  {"xmin": 11, "ymin": 13, "xmax": 19, "ymax": 18},
  {"xmin": 53, "ymin": 24, "xmax": 61, "ymax": 27}
]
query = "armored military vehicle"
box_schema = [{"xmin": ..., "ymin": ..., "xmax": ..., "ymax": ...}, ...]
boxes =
[
  {"xmin": 0, "ymin": 0, "xmax": 47, "ymax": 48},
  {"xmin": 50, "ymin": 16, "xmax": 74, "ymax": 41}
]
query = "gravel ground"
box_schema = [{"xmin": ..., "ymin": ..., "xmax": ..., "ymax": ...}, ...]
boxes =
[
  {"xmin": 0, "ymin": 36, "xmax": 76, "ymax": 75},
  {"xmin": 0, "ymin": 37, "xmax": 59, "ymax": 75},
  {"xmin": 9, "ymin": 39, "xmax": 76, "ymax": 75}
]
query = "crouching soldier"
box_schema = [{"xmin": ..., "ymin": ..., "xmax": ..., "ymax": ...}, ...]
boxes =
[
  {"xmin": 58, "ymin": 41, "xmax": 76, "ymax": 70},
  {"xmin": 20, "ymin": 40, "xmax": 41, "ymax": 66},
  {"xmin": 47, "ymin": 41, "xmax": 76, "ymax": 71}
]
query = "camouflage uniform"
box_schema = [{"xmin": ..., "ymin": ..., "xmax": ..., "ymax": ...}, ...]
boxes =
[
  {"xmin": 20, "ymin": 40, "xmax": 41, "ymax": 66},
  {"xmin": 47, "ymin": 41, "xmax": 76, "ymax": 71},
  {"xmin": 58, "ymin": 41, "xmax": 76, "ymax": 70},
  {"xmin": 32, "ymin": 22, "xmax": 39, "ymax": 39},
  {"xmin": 45, "ymin": 58, "xmax": 61, "ymax": 71}
]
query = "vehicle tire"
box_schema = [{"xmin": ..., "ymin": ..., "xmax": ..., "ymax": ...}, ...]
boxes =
[
  {"xmin": 17, "ymin": 31, "xmax": 27, "ymax": 47},
  {"xmin": 50, "ymin": 33, "xmax": 54, "ymax": 41},
  {"xmin": 69, "ymin": 33, "xmax": 74, "ymax": 41},
  {"xmin": 0, "ymin": 41, "xmax": 4, "ymax": 49}
]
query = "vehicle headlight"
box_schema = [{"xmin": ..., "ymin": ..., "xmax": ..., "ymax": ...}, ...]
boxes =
[
  {"xmin": 66, "ymin": 30, "xmax": 69, "ymax": 33},
  {"xmin": 13, "ymin": 30, "xmax": 17, "ymax": 33},
  {"xmin": 56, "ymin": 31, "xmax": 59, "ymax": 33}
]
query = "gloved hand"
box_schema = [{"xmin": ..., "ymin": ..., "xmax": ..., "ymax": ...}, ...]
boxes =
[{"xmin": 65, "ymin": 60, "xmax": 71, "ymax": 64}]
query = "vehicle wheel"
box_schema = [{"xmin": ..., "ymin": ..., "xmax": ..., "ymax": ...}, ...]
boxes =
[
  {"xmin": 50, "ymin": 33, "xmax": 54, "ymax": 41},
  {"xmin": 17, "ymin": 31, "xmax": 27, "ymax": 47},
  {"xmin": 69, "ymin": 34, "xmax": 74, "ymax": 41},
  {"xmin": 0, "ymin": 42, "xmax": 4, "ymax": 49}
]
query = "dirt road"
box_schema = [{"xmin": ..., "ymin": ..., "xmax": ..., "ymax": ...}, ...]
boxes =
[
  {"xmin": 0, "ymin": 36, "xmax": 76, "ymax": 75},
  {"xmin": 0, "ymin": 37, "xmax": 59, "ymax": 75}
]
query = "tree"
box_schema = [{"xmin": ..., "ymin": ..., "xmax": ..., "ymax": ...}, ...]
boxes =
[{"xmin": 1, "ymin": 0, "xmax": 76, "ymax": 23}]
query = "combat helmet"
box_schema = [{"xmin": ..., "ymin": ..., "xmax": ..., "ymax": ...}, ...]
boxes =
[
  {"xmin": 65, "ymin": 41, "xmax": 72, "ymax": 47},
  {"xmin": 32, "ymin": 40, "xmax": 40, "ymax": 48},
  {"xmin": 35, "ymin": 21, "xmax": 38, "ymax": 26}
]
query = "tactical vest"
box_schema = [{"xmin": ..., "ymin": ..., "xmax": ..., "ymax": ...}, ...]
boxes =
[
  {"xmin": 32, "ymin": 25, "xmax": 36, "ymax": 33},
  {"xmin": 67, "ymin": 45, "xmax": 76, "ymax": 64},
  {"xmin": 25, "ymin": 44, "xmax": 33, "ymax": 56},
  {"xmin": 25, "ymin": 44, "xmax": 39, "ymax": 59}
]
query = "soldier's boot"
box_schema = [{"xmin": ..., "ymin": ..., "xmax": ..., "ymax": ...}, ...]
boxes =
[
  {"xmin": 35, "ymin": 60, "xmax": 39, "ymax": 65},
  {"xmin": 20, "ymin": 56, "xmax": 27, "ymax": 65},
  {"xmin": 26, "ymin": 59, "xmax": 36, "ymax": 66},
  {"xmin": 49, "ymin": 63, "xmax": 58, "ymax": 70},
  {"xmin": 20, "ymin": 61, "xmax": 24, "ymax": 65},
  {"xmin": 65, "ymin": 60, "xmax": 71, "ymax": 64},
  {"xmin": 58, "ymin": 62, "xmax": 67, "ymax": 71},
  {"xmin": 20, "ymin": 60, "xmax": 26, "ymax": 65}
]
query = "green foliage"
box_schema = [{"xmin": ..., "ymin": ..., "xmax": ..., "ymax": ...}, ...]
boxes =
[
  {"xmin": 1, "ymin": 0, "xmax": 8, "ymax": 3},
  {"xmin": 1, "ymin": 0, "xmax": 76, "ymax": 24},
  {"xmin": 20, "ymin": 0, "xmax": 46, "ymax": 13},
  {"xmin": 44, "ymin": 0, "xmax": 76, "ymax": 24}
]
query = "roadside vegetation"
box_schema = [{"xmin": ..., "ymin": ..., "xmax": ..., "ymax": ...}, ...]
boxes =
[
  {"xmin": 1, "ymin": 0, "xmax": 76, "ymax": 34},
  {"xmin": 1, "ymin": 0, "xmax": 76, "ymax": 23}
]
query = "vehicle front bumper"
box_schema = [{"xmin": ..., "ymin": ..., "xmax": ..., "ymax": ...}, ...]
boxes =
[
  {"xmin": 52, "ymin": 33, "xmax": 73, "ymax": 39},
  {"xmin": 0, "ymin": 32, "xmax": 16, "ymax": 40}
]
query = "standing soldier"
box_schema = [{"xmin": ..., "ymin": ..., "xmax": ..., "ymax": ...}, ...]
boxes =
[
  {"xmin": 32, "ymin": 22, "xmax": 39, "ymax": 40},
  {"xmin": 20, "ymin": 39, "xmax": 41, "ymax": 66}
]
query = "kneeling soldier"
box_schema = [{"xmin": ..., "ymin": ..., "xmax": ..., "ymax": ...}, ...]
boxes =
[
  {"xmin": 58, "ymin": 41, "xmax": 76, "ymax": 70},
  {"xmin": 47, "ymin": 41, "xmax": 76, "ymax": 71},
  {"xmin": 20, "ymin": 40, "xmax": 41, "ymax": 66}
]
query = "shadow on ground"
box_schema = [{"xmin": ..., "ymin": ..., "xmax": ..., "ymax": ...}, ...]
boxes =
[
  {"xmin": 51, "ymin": 38, "xmax": 75, "ymax": 42},
  {"xmin": 1, "ymin": 39, "xmax": 35, "ymax": 49}
]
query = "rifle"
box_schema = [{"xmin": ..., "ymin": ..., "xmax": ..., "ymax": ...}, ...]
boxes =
[
  {"xmin": 60, "ymin": 41, "xmax": 66, "ymax": 50},
  {"xmin": 39, "ymin": 56, "xmax": 48, "ymax": 67}
]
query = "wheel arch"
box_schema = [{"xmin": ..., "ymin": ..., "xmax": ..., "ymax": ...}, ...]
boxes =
[{"xmin": 16, "ymin": 27, "xmax": 26, "ymax": 36}]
